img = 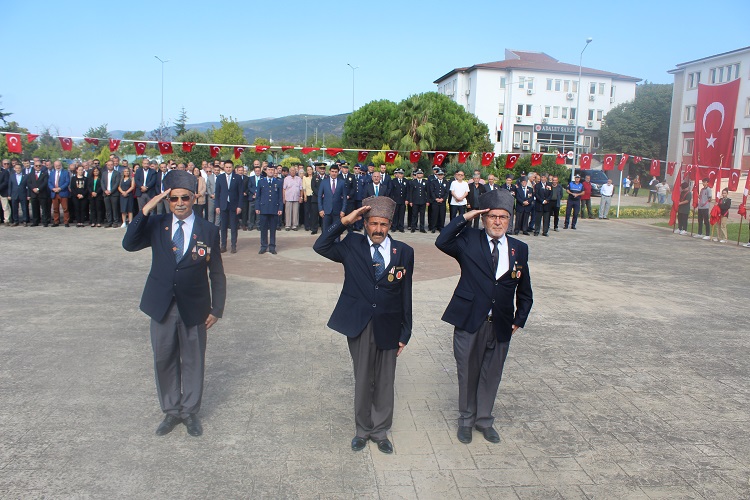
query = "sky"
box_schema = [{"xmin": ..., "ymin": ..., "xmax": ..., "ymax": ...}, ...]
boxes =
[{"xmin": 2, "ymin": 0, "xmax": 748, "ymax": 137}]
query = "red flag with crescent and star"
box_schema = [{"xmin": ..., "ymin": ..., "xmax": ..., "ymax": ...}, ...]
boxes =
[
  {"xmin": 109, "ymin": 139, "xmax": 121, "ymax": 152},
  {"xmin": 650, "ymin": 159, "xmax": 660, "ymax": 176},
  {"xmin": 385, "ymin": 151, "xmax": 397, "ymax": 164},
  {"xmin": 135, "ymin": 142, "xmax": 147, "ymax": 155},
  {"xmin": 458, "ymin": 151, "xmax": 471, "ymax": 164},
  {"xmin": 667, "ymin": 162, "xmax": 676, "ymax": 176},
  {"xmin": 603, "ymin": 154, "xmax": 616, "ymax": 171},
  {"xmin": 555, "ymin": 151, "xmax": 566, "ymax": 165},
  {"xmin": 84, "ymin": 137, "xmax": 99, "ymax": 146},
  {"xmin": 481, "ymin": 152, "xmax": 495, "ymax": 167},
  {"xmin": 209, "ymin": 145, "xmax": 222, "ymax": 158},
  {"xmin": 255, "ymin": 145, "xmax": 270, "ymax": 153},
  {"xmin": 738, "ymin": 174, "xmax": 750, "ymax": 218},
  {"xmin": 668, "ymin": 164, "xmax": 684, "ymax": 226},
  {"xmin": 281, "ymin": 145, "xmax": 295, "ymax": 152},
  {"xmin": 633, "ymin": 156, "xmax": 642, "ymax": 164},
  {"xmin": 618, "ymin": 154, "xmax": 629, "ymax": 171},
  {"xmin": 409, "ymin": 151, "xmax": 422, "ymax": 163},
  {"xmin": 234, "ymin": 146, "xmax": 246, "ymax": 159},
  {"xmin": 59, "ymin": 137, "xmax": 73, "ymax": 151},
  {"xmin": 5, "ymin": 133, "xmax": 22, "ymax": 153},
  {"xmin": 433, "ymin": 151, "xmax": 447, "ymax": 166},
  {"xmin": 181, "ymin": 142, "xmax": 195, "ymax": 152},
  {"xmin": 503, "ymin": 154, "xmax": 519, "ymax": 169},
  {"xmin": 530, "ymin": 153, "xmax": 542, "ymax": 166},
  {"xmin": 727, "ymin": 168, "xmax": 740, "ymax": 191},
  {"xmin": 580, "ymin": 153, "xmax": 592, "ymax": 169},
  {"xmin": 27, "ymin": 133, "xmax": 38, "ymax": 143},
  {"xmin": 694, "ymin": 79, "xmax": 741, "ymax": 173},
  {"xmin": 158, "ymin": 142, "xmax": 173, "ymax": 155},
  {"xmin": 301, "ymin": 147, "xmax": 319, "ymax": 155},
  {"xmin": 357, "ymin": 150, "xmax": 369, "ymax": 162},
  {"xmin": 325, "ymin": 148, "xmax": 343, "ymax": 157}
]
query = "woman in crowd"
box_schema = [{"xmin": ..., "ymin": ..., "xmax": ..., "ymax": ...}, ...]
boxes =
[
  {"xmin": 192, "ymin": 166, "xmax": 207, "ymax": 218},
  {"xmin": 118, "ymin": 167, "xmax": 135, "ymax": 227},
  {"xmin": 69, "ymin": 165, "xmax": 89, "ymax": 228},
  {"xmin": 88, "ymin": 166, "xmax": 104, "ymax": 227},
  {"xmin": 302, "ymin": 165, "xmax": 314, "ymax": 231},
  {"xmin": 676, "ymin": 181, "xmax": 691, "ymax": 235},
  {"xmin": 715, "ymin": 188, "xmax": 731, "ymax": 243}
]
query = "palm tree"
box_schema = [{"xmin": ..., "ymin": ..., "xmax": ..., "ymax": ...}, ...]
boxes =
[{"xmin": 390, "ymin": 95, "xmax": 435, "ymax": 151}]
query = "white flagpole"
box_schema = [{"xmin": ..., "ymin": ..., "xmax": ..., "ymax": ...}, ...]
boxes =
[{"xmin": 616, "ymin": 170, "xmax": 623, "ymax": 218}]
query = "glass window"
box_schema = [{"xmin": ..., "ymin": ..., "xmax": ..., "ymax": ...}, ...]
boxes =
[
  {"xmin": 522, "ymin": 131, "xmax": 531, "ymax": 143},
  {"xmin": 498, "ymin": 103, "xmax": 505, "ymax": 114},
  {"xmin": 734, "ymin": 63, "xmax": 740, "ymax": 80},
  {"xmin": 561, "ymin": 107, "xmax": 568, "ymax": 119},
  {"xmin": 589, "ymin": 82, "xmax": 596, "ymax": 94},
  {"xmin": 744, "ymin": 135, "xmax": 750, "ymax": 155},
  {"xmin": 685, "ymin": 105, "xmax": 696, "ymax": 122},
  {"xmin": 518, "ymin": 76, "xmax": 525, "ymax": 89},
  {"xmin": 570, "ymin": 108, "xmax": 577, "ymax": 120},
  {"xmin": 554, "ymin": 79, "xmax": 561, "ymax": 91},
  {"xmin": 553, "ymin": 106, "xmax": 560, "ymax": 118},
  {"xmin": 517, "ymin": 104, "xmax": 524, "ymax": 116},
  {"xmin": 598, "ymin": 83, "xmax": 605, "ymax": 95},
  {"xmin": 525, "ymin": 105, "xmax": 533, "ymax": 117},
  {"xmin": 499, "ymin": 77, "xmax": 506, "ymax": 89},
  {"xmin": 583, "ymin": 136, "xmax": 592, "ymax": 147},
  {"xmin": 709, "ymin": 68, "xmax": 716, "ymax": 83},
  {"xmin": 544, "ymin": 106, "xmax": 551, "ymax": 118},
  {"xmin": 593, "ymin": 136, "xmax": 600, "ymax": 148},
  {"xmin": 546, "ymin": 78, "xmax": 552, "ymax": 91},
  {"xmin": 572, "ymin": 81, "xmax": 578, "ymax": 93},
  {"xmin": 564, "ymin": 80, "xmax": 570, "ymax": 92},
  {"xmin": 683, "ymin": 138, "xmax": 694, "ymax": 155},
  {"xmin": 596, "ymin": 110, "xmax": 603, "ymax": 121},
  {"xmin": 745, "ymin": 98, "xmax": 750, "ymax": 117},
  {"xmin": 513, "ymin": 131, "xmax": 521, "ymax": 145},
  {"xmin": 611, "ymin": 85, "xmax": 616, "ymax": 98},
  {"xmin": 587, "ymin": 109, "xmax": 595, "ymax": 121},
  {"xmin": 527, "ymin": 78, "xmax": 534, "ymax": 90}
]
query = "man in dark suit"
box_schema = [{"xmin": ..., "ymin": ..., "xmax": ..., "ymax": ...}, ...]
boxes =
[
  {"xmin": 532, "ymin": 173, "xmax": 552, "ymax": 236},
  {"xmin": 467, "ymin": 172, "xmax": 487, "ymax": 229},
  {"xmin": 155, "ymin": 163, "xmax": 171, "ymax": 215},
  {"xmin": 134, "ymin": 159, "xmax": 157, "ymax": 212},
  {"xmin": 313, "ymin": 196, "xmax": 413, "ymax": 455},
  {"xmin": 309, "ymin": 163, "xmax": 326, "ymax": 234},
  {"xmin": 255, "ymin": 164, "xmax": 283, "ymax": 254},
  {"xmin": 101, "ymin": 160, "xmax": 121, "ymax": 227},
  {"xmin": 27, "ymin": 161, "xmax": 50, "ymax": 226},
  {"xmin": 214, "ymin": 160, "xmax": 243, "ymax": 253},
  {"xmin": 363, "ymin": 171, "xmax": 389, "ymax": 199},
  {"xmin": 8, "ymin": 163, "xmax": 29, "ymax": 226},
  {"xmin": 0, "ymin": 159, "xmax": 10, "ymax": 224},
  {"xmin": 514, "ymin": 176, "xmax": 533, "ymax": 235},
  {"xmin": 435, "ymin": 189, "xmax": 533, "ymax": 445},
  {"xmin": 428, "ymin": 169, "xmax": 449, "ymax": 233},
  {"xmin": 317, "ymin": 164, "xmax": 347, "ymax": 233},
  {"xmin": 351, "ymin": 164, "xmax": 370, "ymax": 231},
  {"xmin": 388, "ymin": 168, "xmax": 408, "ymax": 232},
  {"xmin": 408, "ymin": 169, "xmax": 429, "ymax": 233},
  {"xmin": 123, "ymin": 170, "xmax": 226, "ymax": 437}
]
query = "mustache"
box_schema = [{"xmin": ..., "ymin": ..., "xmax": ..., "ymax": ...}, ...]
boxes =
[{"xmin": 371, "ymin": 232, "xmax": 385, "ymax": 238}]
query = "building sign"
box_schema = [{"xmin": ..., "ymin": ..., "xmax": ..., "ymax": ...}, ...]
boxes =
[{"xmin": 534, "ymin": 124, "xmax": 584, "ymax": 134}]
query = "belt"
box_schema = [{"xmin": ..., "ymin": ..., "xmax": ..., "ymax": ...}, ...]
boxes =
[{"xmin": 602, "ymin": 195, "xmax": 612, "ymax": 197}]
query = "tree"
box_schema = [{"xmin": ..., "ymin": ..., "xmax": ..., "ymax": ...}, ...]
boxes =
[
  {"xmin": 0, "ymin": 121, "xmax": 30, "ymax": 159},
  {"xmin": 390, "ymin": 95, "xmax": 436, "ymax": 152},
  {"xmin": 417, "ymin": 92, "xmax": 492, "ymax": 152},
  {"xmin": 149, "ymin": 122, "xmax": 172, "ymax": 142},
  {"xmin": 0, "ymin": 96, "xmax": 12, "ymax": 125},
  {"xmin": 174, "ymin": 107, "xmax": 188, "ymax": 137},
  {"xmin": 84, "ymin": 124, "xmax": 110, "ymax": 140},
  {"xmin": 280, "ymin": 156, "xmax": 303, "ymax": 168},
  {"xmin": 174, "ymin": 129, "xmax": 211, "ymax": 166},
  {"xmin": 342, "ymin": 99, "xmax": 399, "ymax": 149},
  {"xmin": 209, "ymin": 115, "xmax": 246, "ymax": 147}
]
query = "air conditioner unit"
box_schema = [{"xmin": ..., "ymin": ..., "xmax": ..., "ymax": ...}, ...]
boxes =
[
  {"xmin": 522, "ymin": 145, "xmax": 531, "ymax": 151},
  {"xmin": 587, "ymin": 121, "xmax": 594, "ymax": 127},
  {"xmin": 609, "ymin": 97, "xmax": 615, "ymax": 103},
  {"xmin": 566, "ymin": 92, "xmax": 574, "ymax": 100},
  {"xmin": 600, "ymin": 119, "xmax": 606, "ymax": 126},
  {"xmin": 542, "ymin": 118, "xmax": 548, "ymax": 124},
  {"xmin": 464, "ymin": 89, "xmax": 470, "ymax": 96},
  {"xmin": 588, "ymin": 94, "xmax": 596, "ymax": 101},
  {"xmin": 526, "ymin": 89, "xmax": 534, "ymax": 95},
  {"xmin": 512, "ymin": 142, "xmax": 521, "ymax": 149},
  {"xmin": 515, "ymin": 116, "xmax": 522, "ymax": 122},
  {"xmin": 568, "ymin": 119, "xmax": 575, "ymax": 125}
]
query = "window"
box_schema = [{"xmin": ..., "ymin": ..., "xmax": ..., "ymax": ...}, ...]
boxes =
[
  {"xmin": 683, "ymin": 138, "xmax": 694, "ymax": 155},
  {"xmin": 710, "ymin": 63, "xmax": 742, "ymax": 83},
  {"xmin": 553, "ymin": 106, "xmax": 560, "ymax": 118},
  {"xmin": 746, "ymin": 98, "xmax": 750, "ymax": 117},
  {"xmin": 554, "ymin": 79, "xmax": 561, "ymax": 91},
  {"xmin": 583, "ymin": 136, "xmax": 592, "ymax": 147},
  {"xmin": 546, "ymin": 78, "xmax": 552, "ymax": 91},
  {"xmin": 513, "ymin": 131, "xmax": 522, "ymax": 145},
  {"xmin": 527, "ymin": 78, "xmax": 534, "ymax": 90},
  {"xmin": 687, "ymin": 72, "xmax": 701, "ymax": 89},
  {"xmin": 709, "ymin": 68, "xmax": 716, "ymax": 83},
  {"xmin": 744, "ymin": 135, "xmax": 750, "ymax": 155},
  {"xmin": 498, "ymin": 103, "xmax": 505, "ymax": 114},
  {"xmin": 596, "ymin": 110, "xmax": 603, "ymax": 121},
  {"xmin": 499, "ymin": 77, "xmax": 506, "ymax": 89},
  {"xmin": 589, "ymin": 82, "xmax": 596, "ymax": 95},
  {"xmin": 518, "ymin": 76, "xmax": 525, "ymax": 89},
  {"xmin": 525, "ymin": 105, "xmax": 533, "ymax": 117},
  {"xmin": 517, "ymin": 104, "xmax": 524, "ymax": 116},
  {"xmin": 598, "ymin": 83, "xmax": 605, "ymax": 95},
  {"xmin": 610, "ymin": 86, "xmax": 616, "ymax": 98},
  {"xmin": 497, "ymin": 131, "xmax": 502, "ymax": 142},
  {"xmin": 564, "ymin": 80, "xmax": 570, "ymax": 92},
  {"xmin": 561, "ymin": 107, "xmax": 568, "ymax": 119},
  {"xmin": 522, "ymin": 131, "xmax": 531, "ymax": 144},
  {"xmin": 593, "ymin": 136, "xmax": 600, "ymax": 148},
  {"xmin": 685, "ymin": 105, "xmax": 696, "ymax": 122},
  {"xmin": 587, "ymin": 109, "xmax": 595, "ymax": 121},
  {"xmin": 544, "ymin": 106, "xmax": 551, "ymax": 118},
  {"xmin": 572, "ymin": 81, "xmax": 579, "ymax": 93},
  {"xmin": 570, "ymin": 108, "xmax": 577, "ymax": 120}
]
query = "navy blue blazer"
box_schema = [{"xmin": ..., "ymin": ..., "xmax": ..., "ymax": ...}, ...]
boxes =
[
  {"xmin": 314, "ymin": 221, "xmax": 413, "ymax": 350},
  {"xmin": 364, "ymin": 182, "xmax": 390, "ymax": 199},
  {"xmin": 134, "ymin": 167, "xmax": 157, "ymax": 197},
  {"xmin": 255, "ymin": 176, "xmax": 283, "ymax": 214},
  {"xmin": 214, "ymin": 172, "xmax": 244, "ymax": 211},
  {"xmin": 122, "ymin": 212, "xmax": 226, "ymax": 327},
  {"xmin": 318, "ymin": 176, "xmax": 347, "ymax": 215},
  {"xmin": 435, "ymin": 216, "xmax": 533, "ymax": 343},
  {"xmin": 515, "ymin": 184, "xmax": 534, "ymax": 212},
  {"xmin": 0, "ymin": 168, "xmax": 9, "ymax": 197},
  {"xmin": 533, "ymin": 182, "xmax": 553, "ymax": 211},
  {"xmin": 9, "ymin": 172, "xmax": 28, "ymax": 200},
  {"xmin": 47, "ymin": 169, "xmax": 71, "ymax": 198}
]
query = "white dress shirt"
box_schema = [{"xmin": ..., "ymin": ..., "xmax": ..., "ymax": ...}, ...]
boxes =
[
  {"xmin": 172, "ymin": 212, "xmax": 196, "ymax": 257},
  {"xmin": 367, "ymin": 234, "xmax": 391, "ymax": 269}
]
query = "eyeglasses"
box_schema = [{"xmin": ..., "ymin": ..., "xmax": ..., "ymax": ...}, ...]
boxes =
[
  {"xmin": 168, "ymin": 195, "xmax": 192, "ymax": 202},
  {"xmin": 484, "ymin": 214, "xmax": 511, "ymax": 222}
]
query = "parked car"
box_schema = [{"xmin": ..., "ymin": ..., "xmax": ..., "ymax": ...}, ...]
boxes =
[{"xmin": 575, "ymin": 169, "xmax": 610, "ymax": 197}]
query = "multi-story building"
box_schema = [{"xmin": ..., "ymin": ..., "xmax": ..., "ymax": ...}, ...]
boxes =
[
  {"xmin": 433, "ymin": 49, "xmax": 640, "ymax": 158},
  {"xmin": 667, "ymin": 46, "xmax": 750, "ymax": 173}
]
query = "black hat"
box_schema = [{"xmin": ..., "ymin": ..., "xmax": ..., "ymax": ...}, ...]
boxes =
[
  {"xmin": 432, "ymin": 165, "xmax": 440, "ymax": 171},
  {"xmin": 414, "ymin": 169, "xmax": 424, "ymax": 175},
  {"xmin": 359, "ymin": 164, "xmax": 369, "ymax": 173},
  {"xmin": 479, "ymin": 188, "xmax": 514, "ymax": 214},
  {"xmin": 505, "ymin": 174, "xmax": 514, "ymax": 180},
  {"xmin": 162, "ymin": 170, "xmax": 197, "ymax": 193},
  {"xmin": 436, "ymin": 169, "xmax": 445, "ymax": 175},
  {"xmin": 520, "ymin": 176, "xmax": 527, "ymax": 182},
  {"xmin": 394, "ymin": 168, "xmax": 405, "ymax": 174},
  {"xmin": 367, "ymin": 162, "xmax": 374, "ymax": 167}
]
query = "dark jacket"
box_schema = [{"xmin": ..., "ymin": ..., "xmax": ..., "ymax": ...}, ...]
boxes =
[
  {"xmin": 27, "ymin": 169, "xmax": 50, "ymax": 198},
  {"xmin": 364, "ymin": 182, "xmax": 390, "ymax": 198},
  {"xmin": 313, "ymin": 221, "xmax": 413, "ymax": 350},
  {"xmin": 70, "ymin": 175, "xmax": 90, "ymax": 199},
  {"xmin": 408, "ymin": 178, "xmax": 429, "ymax": 205},
  {"xmin": 9, "ymin": 172, "xmax": 28, "ymax": 200},
  {"xmin": 428, "ymin": 178, "xmax": 450, "ymax": 203},
  {"xmin": 87, "ymin": 175, "xmax": 104, "ymax": 198},
  {"xmin": 515, "ymin": 184, "xmax": 534, "ymax": 212},
  {"xmin": 388, "ymin": 177, "xmax": 409, "ymax": 204},
  {"xmin": 214, "ymin": 172, "xmax": 244, "ymax": 211},
  {"xmin": 533, "ymin": 182, "xmax": 553, "ymax": 212},
  {"xmin": 467, "ymin": 182, "xmax": 486, "ymax": 210},
  {"xmin": 134, "ymin": 167, "xmax": 157, "ymax": 198},
  {"xmin": 318, "ymin": 175, "xmax": 348, "ymax": 215}
]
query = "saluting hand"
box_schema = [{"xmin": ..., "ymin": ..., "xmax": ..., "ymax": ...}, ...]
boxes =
[
  {"xmin": 463, "ymin": 208, "xmax": 489, "ymax": 221},
  {"xmin": 143, "ymin": 189, "xmax": 170, "ymax": 216},
  {"xmin": 341, "ymin": 205, "xmax": 370, "ymax": 226}
]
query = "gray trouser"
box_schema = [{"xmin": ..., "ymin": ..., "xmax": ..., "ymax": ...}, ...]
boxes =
[
  {"xmin": 347, "ymin": 321, "xmax": 397, "ymax": 440},
  {"xmin": 150, "ymin": 301, "xmax": 207, "ymax": 419},
  {"xmin": 156, "ymin": 199, "xmax": 170, "ymax": 215},
  {"xmin": 207, "ymin": 196, "xmax": 217, "ymax": 224},
  {"xmin": 137, "ymin": 193, "xmax": 152, "ymax": 212},
  {"xmin": 284, "ymin": 200, "xmax": 299, "ymax": 228},
  {"xmin": 0, "ymin": 196, "xmax": 10, "ymax": 223},
  {"xmin": 453, "ymin": 323, "xmax": 510, "ymax": 428},
  {"xmin": 599, "ymin": 196, "xmax": 612, "ymax": 218},
  {"xmin": 103, "ymin": 194, "xmax": 119, "ymax": 224}
]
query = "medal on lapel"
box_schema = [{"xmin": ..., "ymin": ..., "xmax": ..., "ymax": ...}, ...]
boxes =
[
  {"xmin": 192, "ymin": 247, "xmax": 198, "ymax": 261},
  {"xmin": 206, "ymin": 247, "xmax": 211, "ymax": 262}
]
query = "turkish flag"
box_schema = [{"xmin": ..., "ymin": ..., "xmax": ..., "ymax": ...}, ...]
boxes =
[
  {"xmin": 504, "ymin": 154, "xmax": 519, "ymax": 169},
  {"xmin": 158, "ymin": 142, "xmax": 173, "ymax": 155},
  {"xmin": 698, "ymin": 166, "xmax": 720, "ymax": 187},
  {"xmin": 580, "ymin": 153, "xmax": 592, "ymax": 169},
  {"xmin": 555, "ymin": 152, "xmax": 566, "ymax": 165},
  {"xmin": 738, "ymin": 174, "xmax": 750, "ymax": 217},
  {"xmin": 27, "ymin": 133, "xmax": 38, "ymax": 143},
  {"xmin": 727, "ymin": 168, "xmax": 740, "ymax": 191},
  {"xmin": 135, "ymin": 142, "xmax": 147, "ymax": 155},
  {"xmin": 357, "ymin": 150, "xmax": 369, "ymax": 162},
  {"xmin": 234, "ymin": 146, "xmax": 246, "ymax": 159},
  {"xmin": 694, "ymin": 79, "xmax": 741, "ymax": 171},
  {"xmin": 481, "ymin": 152, "xmax": 495, "ymax": 167},
  {"xmin": 385, "ymin": 151, "xmax": 397, "ymax": 164},
  {"xmin": 669, "ymin": 164, "xmax": 684, "ymax": 226},
  {"xmin": 667, "ymin": 162, "xmax": 676, "ymax": 176},
  {"xmin": 255, "ymin": 145, "xmax": 270, "ymax": 153},
  {"xmin": 633, "ymin": 156, "xmax": 642, "ymax": 164},
  {"xmin": 325, "ymin": 148, "xmax": 343, "ymax": 157},
  {"xmin": 84, "ymin": 137, "xmax": 99, "ymax": 146},
  {"xmin": 181, "ymin": 142, "xmax": 195, "ymax": 152},
  {"xmin": 301, "ymin": 147, "xmax": 319, "ymax": 155},
  {"xmin": 433, "ymin": 151, "xmax": 448, "ymax": 166},
  {"xmin": 109, "ymin": 139, "xmax": 121, "ymax": 152},
  {"xmin": 409, "ymin": 150, "xmax": 422, "ymax": 163},
  {"xmin": 650, "ymin": 159, "xmax": 660, "ymax": 176},
  {"xmin": 59, "ymin": 137, "xmax": 73, "ymax": 151},
  {"xmin": 603, "ymin": 154, "xmax": 616, "ymax": 170},
  {"xmin": 618, "ymin": 153, "xmax": 629, "ymax": 171},
  {"xmin": 209, "ymin": 145, "xmax": 222, "ymax": 158},
  {"xmin": 6, "ymin": 133, "xmax": 22, "ymax": 153},
  {"xmin": 531, "ymin": 153, "xmax": 542, "ymax": 166},
  {"xmin": 458, "ymin": 151, "xmax": 471, "ymax": 164},
  {"xmin": 281, "ymin": 146, "xmax": 295, "ymax": 151}
]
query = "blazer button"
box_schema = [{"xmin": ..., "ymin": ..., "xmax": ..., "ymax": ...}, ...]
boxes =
[
  {"xmin": 375, "ymin": 286, "xmax": 378, "ymax": 290},
  {"xmin": 492, "ymin": 299, "xmax": 495, "ymax": 303},
  {"xmin": 372, "ymin": 304, "xmax": 377, "ymax": 308}
]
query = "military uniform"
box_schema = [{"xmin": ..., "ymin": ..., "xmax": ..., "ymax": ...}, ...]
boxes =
[
  {"xmin": 388, "ymin": 170, "xmax": 408, "ymax": 232},
  {"xmin": 428, "ymin": 174, "xmax": 449, "ymax": 232},
  {"xmin": 408, "ymin": 173, "xmax": 429, "ymax": 232}
]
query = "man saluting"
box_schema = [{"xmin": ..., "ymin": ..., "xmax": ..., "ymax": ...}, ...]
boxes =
[
  {"xmin": 435, "ymin": 189, "xmax": 533, "ymax": 444},
  {"xmin": 314, "ymin": 196, "xmax": 413, "ymax": 454},
  {"xmin": 123, "ymin": 170, "xmax": 226, "ymax": 437}
]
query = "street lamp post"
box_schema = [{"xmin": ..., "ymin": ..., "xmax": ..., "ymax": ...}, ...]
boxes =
[
  {"xmin": 571, "ymin": 38, "xmax": 592, "ymax": 182},
  {"xmin": 154, "ymin": 55, "xmax": 169, "ymax": 138},
  {"xmin": 347, "ymin": 63, "xmax": 358, "ymax": 112}
]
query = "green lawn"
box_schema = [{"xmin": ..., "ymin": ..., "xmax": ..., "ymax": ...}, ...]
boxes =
[{"xmin": 653, "ymin": 221, "xmax": 750, "ymax": 243}]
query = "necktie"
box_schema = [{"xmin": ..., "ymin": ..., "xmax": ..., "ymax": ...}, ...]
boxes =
[
  {"xmin": 491, "ymin": 239, "xmax": 499, "ymax": 277},
  {"xmin": 332, "ymin": 179, "xmax": 336, "ymax": 192},
  {"xmin": 375, "ymin": 185, "xmax": 379, "ymax": 196},
  {"xmin": 372, "ymin": 244, "xmax": 385, "ymax": 279},
  {"xmin": 172, "ymin": 220, "xmax": 185, "ymax": 262},
  {"xmin": 55, "ymin": 171, "xmax": 59, "ymax": 188}
]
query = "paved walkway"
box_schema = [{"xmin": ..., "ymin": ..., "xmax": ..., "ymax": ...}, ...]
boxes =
[{"xmin": 1, "ymin": 217, "xmax": 749, "ymax": 499}]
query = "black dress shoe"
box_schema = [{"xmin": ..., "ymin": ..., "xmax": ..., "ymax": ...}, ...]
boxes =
[
  {"xmin": 411, "ymin": 229, "xmax": 415, "ymax": 233},
  {"xmin": 311, "ymin": 231, "xmax": 318, "ymax": 235},
  {"xmin": 523, "ymin": 232, "xmax": 530, "ymax": 235},
  {"xmin": 184, "ymin": 414, "xmax": 203, "ymax": 437},
  {"xmin": 270, "ymin": 248, "xmax": 277, "ymax": 254},
  {"xmin": 65, "ymin": 223, "xmax": 70, "ymax": 227},
  {"xmin": 373, "ymin": 437, "xmax": 393, "ymax": 454},
  {"xmin": 571, "ymin": 227, "xmax": 576, "ymax": 230},
  {"xmin": 351, "ymin": 436, "xmax": 367, "ymax": 451},
  {"xmin": 457, "ymin": 426, "xmax": 472, "ymax": 444},
  {"xmin": 155, "ymin": 415, "xmax": 182, "ymax": 436},
  {"xmin": 542, "ymin": 233, "xmax": 549, "ymax": 237},
  {"xmin": 431, "ymin": 229, "xmax": 436, "ymax": 233},
  {"xmin": 533, "ymin": 232, "xmax": 539, "ymax": 236},
  {"xmin": 475, "ymin": 425, "xmax": 500, "ymax": 443},
  {"xmin": 554, "ymin": 228, "xmax": 559, "ymax": 231},
  {"xmin": 230, "ymin": 247, "xmax": 237, "ymax": 254},
  {"xmin": 259, "ymin": 248, "xmax": 267, "ymax": 254},
  {"xmin": 220, "ymin": 246, "xmax": 227, "ymax": 253}
]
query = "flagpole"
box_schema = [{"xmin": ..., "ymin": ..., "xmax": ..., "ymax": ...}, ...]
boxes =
[{"xmin": 616, "ymin": 170, "xmax": 622, "ymax": 218}]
